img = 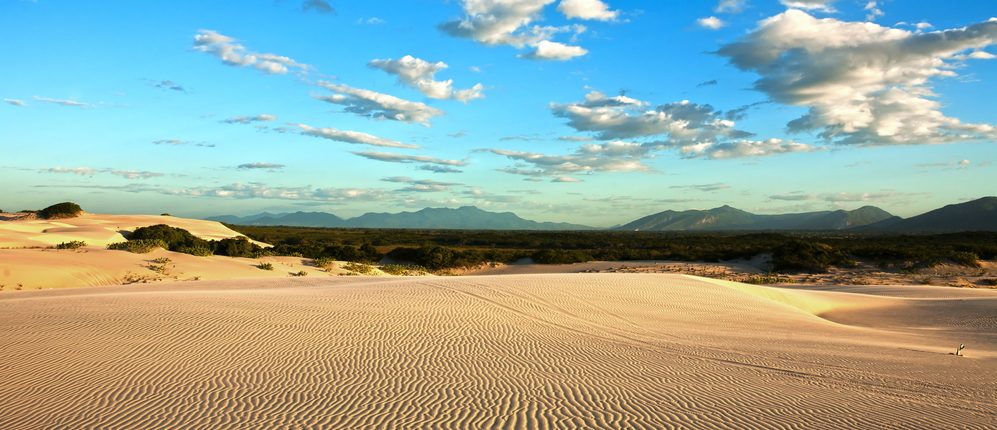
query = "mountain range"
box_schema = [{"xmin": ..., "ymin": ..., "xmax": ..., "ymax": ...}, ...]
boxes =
[
  {"xmin": 208, "ymin": 197, "xmax": 996, "ymax": 232},
  {"xmin": 208, "ymin": 206, "xmax": 593, "ymax": 230}
]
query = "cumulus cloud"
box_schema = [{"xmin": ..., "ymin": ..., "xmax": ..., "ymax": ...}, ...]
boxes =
[
  {"xmin": 296, "ymin": 123, "xmax": 418, "ymax": 149},
  {"xmin": 697, "ymin": 16, "xmax": 725, "ymax": 30},
  {"xmin": 352, "ymin": 151, "xmax": 468, "ymax": 167},
  {"xmin": 369, "ymin": 55, "xmax": 485, "ymax": 102},
  {"xmin": 4, "ymin": 98, "xmax": 25, "ymax": 106},
  {"xmin": 237, "ymin": 162, "xmax": 285, "ymax": 170},
  {"xmin": 32, "ymin": 96, "xmax": 91, "ymax": 108},
  {"xmin": 680, "ymin": 138, "xmax": 816, "ymax": 159},
  {"xmin": 551, "ymin": 90, "xmax": 753, "ymax": 142},
  {"xmin": 193, "ymin": 30, "xmax": 309, "ymax": 75},
  {"xmin": 439, "ymin": 0, "xmax": 590, "ymax": 61},
  {"xmin": 717, "ymin": 10, "xmax": 997, "ymax": 146},
  {"xmin": 551, "ymin": 176, "xmax": 582, "ymax": 183},
  {"xmin": 222, "ymin": 114, "xmax": 277, "ymax": 124},
  {"xmin": 316, "ymin": 81, "xmax": 444, "ymax": 125},
  {"xmin": 521, "ymin": 40, "xmax": 588, "ymax": 60},
  {"xmin": 557, "ymin": 0, "xmax": 618, "ymax": 21}
]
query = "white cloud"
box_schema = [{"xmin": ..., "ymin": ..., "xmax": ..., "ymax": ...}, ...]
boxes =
[
  {"xmin": 382, "ymin": 176, "xmax": 462, "ymax": 193},
  {"xmin": 714, "ymin": 0, "xmax": 746, "ymax": 14},
  {"xmin": 551, "ymin": 91, "xmax": 753, "ymax": 142},
  {"xmin": 557, "ymin": 0, "xmax": 618, "ymax": 21},
  {"xmin": 193, "ymin": 30, "xmax": 309, "ymax": 75},
  {"xmin": 4, "ymin": 98, "xmax": 26, "ymax": 106},
  {"xmin": 440, "ymin": 0, "xmax": 592, "ymax": 61},
  {"xmin": 697, "ymin": 16, "xmax": 725, "ymax": 30},
  {"xmin": 717, "ymin": 10, "xmax": 997, "ymax": 146},
  {"xmin": 369, "ymin": 55, "xmax": 485, "ymax": 102},
  {"xmin": 352, "ymin": 151, "xmax": 468, "ymax": 167},
  {"xmin": 295, "ymin": 123, "xmax": 419, "ymax": 149},
  {"xmin": 864, "ymin": 1, "xmax": 883, "ymax": 21},
  {"xmin": 44, "ymin": 167, "xmax": 164, "ymax": 180},
  {"xmin": 679, "ymin": 138, "xmax": 816, "ymax": 159},
  {"xmin": 487, "ymin": 141, "xmax": 654, "ymax": 177},
  {"xmin": 316, "ymin": 81, "xmax": 444, "ymax": 125},
  {"xmin": 779, "ymin": 0, "xmax": 835, "ymax": 12},
  {"xmin": 168, "ymin": 182, "xmax": 388, "ymax": 202},
  {"xmin": 223, "ymin": 114, "xmax": 277, "ymax": 124},
  {"xmin": 32, "ymin": 96, "xmax": 91, "ymax": 107},
  {"xmin": 44, "ymin": 167, "xmax": 97, "ymax": 176},
  {"xmin": 521, "ymin": 40, "xmax": 588, "ymax": 60},
  {"xmin": 551, "ymin": 176, "xmax": 583, "ymax": 183}
]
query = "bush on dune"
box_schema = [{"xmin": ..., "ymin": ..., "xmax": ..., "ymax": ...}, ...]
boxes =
[
  {"xmin": 107, "ymin": 239, "xmax": 168, "ymax": 254},
  {"xmin": 38, "ymin": 202, "xmax": 83, "ymax": 219},
  {"xmin": 55, "ymin": 240, "xmax": 87, "ymax": 249},
  {"xmin": 213, "ymin": 237, "xmax": 261, "ymax": 258}
]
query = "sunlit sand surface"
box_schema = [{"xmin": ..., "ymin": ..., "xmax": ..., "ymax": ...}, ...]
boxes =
[{"xmin": 1, "ymin": 274, "xmax": 995, "ymax": 429}]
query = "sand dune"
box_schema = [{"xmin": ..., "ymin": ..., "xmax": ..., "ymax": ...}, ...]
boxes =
[
  {"xmin": 0, "ymin": 213, "xmax": 266, "ymax": 249},
  {"xmin": 1, "ymin": 274, "xmax": 994, "ymax": 429}
]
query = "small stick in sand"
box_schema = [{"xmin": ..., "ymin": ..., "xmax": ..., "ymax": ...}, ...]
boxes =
[{"xmin": 956, "ymin": 344, "xmax": 966, "ymax": 356}]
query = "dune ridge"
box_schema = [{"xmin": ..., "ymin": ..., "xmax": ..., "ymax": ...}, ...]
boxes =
[{"xmin": 1, "ymin": 274, "xmax": 994, "ymax": 429}]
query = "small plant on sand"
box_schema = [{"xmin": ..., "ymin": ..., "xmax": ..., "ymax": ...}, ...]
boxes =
[
  {"xmin": 256, "ymin": 262, "xmax": 275, "ymax": 271},
  {"xmin": 55, "ymin": 240, "xmax": 87, "ymax": 250},
  {"xmin": 290, "ymin": 270, "xmax": 308, "ymax": 277},
  {"xmin": 343, "ymin": 262, "xmax": 375, "ymax": 275},
  {"xmin": 151, "ymin": 257, "xmax": 172, "ymax": 264},
  {"xmin": 37, "ymin": 202, "xmax": 83, "ymax": 219},
  {"xmin": 312, "ymin": 257, "xmax": 336, "ymax": 271},
  {"xmin": 380, "ymin": 264, "xmax": 427, "ymax": 276},
  {"xmin": 108, "ymin": 239, "xmax": 168, "ymax": 254}
]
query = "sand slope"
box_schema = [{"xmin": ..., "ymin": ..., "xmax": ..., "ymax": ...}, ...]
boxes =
[
  {"xmin": 0, "ymin": 213, "xmax": 267, "ymax": 249},
  {"xmin": 1, "ymin": 274, "xmax": 994, "ymax": 429}
]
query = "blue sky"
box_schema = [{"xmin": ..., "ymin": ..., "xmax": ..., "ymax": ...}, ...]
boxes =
[{"xmin": 1, "ymin": 0, "xmax": 995, "ymax": 226}]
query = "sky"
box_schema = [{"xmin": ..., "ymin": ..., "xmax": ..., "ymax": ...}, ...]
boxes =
[{"xmin": 1, "ymin": 0, "xmax": 995, "ymax": 227}]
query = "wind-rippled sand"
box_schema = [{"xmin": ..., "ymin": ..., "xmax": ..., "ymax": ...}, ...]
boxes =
[{"xmin": 1, "ymin": 274, "xmax": 995, "ymax": 429}]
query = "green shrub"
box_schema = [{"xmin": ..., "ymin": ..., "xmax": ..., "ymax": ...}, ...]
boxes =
[
  {"xmin": 256, "ymin": 262, "xmax": 274, "ymax": 271},
  {"xmin": 772, "ymin": 241, "xmax": 855, "ymax": 273},
  {"xmin": 107, "ymin": 239, "xmax": 168, "ymax": 254},
  {"xmin": 531, "ymin": 249, "xmax": 593, "ymax": 264},
  {"xmin": 55, "ymin": 240, "xmax": 87, "ymax": 249},
  {"xmin": 128, "ymin": 224, "xmax": 213, "ymax": 255},
  {"xmin": 380, "ymin": 264, "xmax": 427, "ymax": 276},
  {"xmin": 343, "ymin": 262, "xmax": 375, "ymax": 275},
  {"xmin": 290, "ymin": 270, "xmax": 308, "ymax": 277},
  {"xmin": 213, "ymin": 237, "xmax": 261, "ymax": 257},
  {"xmin": 38, "ymin": 202, "xmax": 83, "ymax": 219}
]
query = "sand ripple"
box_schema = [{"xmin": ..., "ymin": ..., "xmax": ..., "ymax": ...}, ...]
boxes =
[{"xmin": 1, "ymin": 274, "xmax": 995, "ymax": 429}]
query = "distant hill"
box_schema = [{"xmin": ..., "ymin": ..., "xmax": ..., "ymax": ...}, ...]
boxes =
[
  {"xmin": 860, "ymin": 197, "xmax": 997, "ymax": 233},
  {"xmin": 209, "ymin": 206, "xmax": 593, "ymax": 230},
  {"xmin": 617, "ymin": 205, "xmax": 895, "ymax": 231}
]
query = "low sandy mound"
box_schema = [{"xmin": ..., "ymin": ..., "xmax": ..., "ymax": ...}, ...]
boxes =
[
  {"xmin": 0, "ymin": 248, "xmax": 386, "ymax": 290},
  {"xmin": 0, "ymin": 213, "xmax": 267, "ymax": 248},
  {"xmin": 0, "ymin": 274, "xmax": 994, "ymax": 428}
]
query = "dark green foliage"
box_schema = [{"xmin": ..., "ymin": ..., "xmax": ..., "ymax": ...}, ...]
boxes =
[
  {"xmin": 38, "ymin": 202, "xmax": 83, "ymax": 219},
  {"xmin": 55, "ymin": 240, "xmax": 87, "ymax": 249},
  {"xmin": 256, "ymin": 262, "xmax": 274, "ymax": 271},
  {"xmin": 107, "ymin": 239, "xmax": 168, "ymax": 254},
  {"xmin": 771, "ymin": 240, "xmax": 855, "ymax": 273},
  {"xmin": 531, "ymin": 249, "xmax": 593, "ymax": 264},
  {"xmin": 129, "ymin": 224, "xmax": 211, "ymax": 251},
  {"xmin": 213, "ymin": 237, "xmax": 261, "ymax": 257},
  {"xmin": 229, "ymin": 225, "xmax": 994, "ymax": 272}
]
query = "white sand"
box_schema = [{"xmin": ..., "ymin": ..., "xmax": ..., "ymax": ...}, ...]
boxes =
[{"xmin": 1, "ymin": 274, "xmax": 994, "ymax": 429}]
